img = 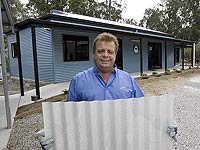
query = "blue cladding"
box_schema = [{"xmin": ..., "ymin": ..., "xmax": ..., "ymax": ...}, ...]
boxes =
[
  {"xmin": 7, "ymin": 34, "xmax": 19, "ymax": 77},
  {"xmin": 36, "ymin": 28, "xmax": 54, "ymax": 82},
  {"xmin": 20, "ymin": 28, "xmax": 34, "ymax": 79},
  {"xmin": 52, "ymin": 29, "xmax": 95, "ymax": 82},
  {"xmin": 7, "ymin": 28, "xmax": 177, "ymax": 83}
]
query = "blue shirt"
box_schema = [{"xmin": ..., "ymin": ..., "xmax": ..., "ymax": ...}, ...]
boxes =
[{"xmin": 67, "ymin": 66, "xmax": 144, "ymax": 101}]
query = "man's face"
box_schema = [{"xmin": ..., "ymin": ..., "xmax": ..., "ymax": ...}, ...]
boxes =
[{"xmin": 93, "ymin": 41, "xmax": 116, "ymax": 73}]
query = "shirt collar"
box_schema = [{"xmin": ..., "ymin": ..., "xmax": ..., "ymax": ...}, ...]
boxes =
[{"xmin": 93, "ymin": 65, "xmax": 117, "ymax": 76}]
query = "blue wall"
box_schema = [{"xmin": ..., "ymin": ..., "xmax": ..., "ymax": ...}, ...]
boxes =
[
  {"xmin": 20, "ymin": 28, "xmax": 34, "ymax": 80},
  {"xmin": 7, "ymin": 34, "xmax": 19, "ymax": 77},
  {"xmin": 52, "ymin": 29, "xmax": 95, "ymax": 82},
  {"xmin": 7, "ymin": 27, "xmax": 54, "ymax": 82},
  {"xmin": 36, "ymin": 28, "xmax": 54, "ymax": 82},
  {"xmin": 7, "ymin": 27, "xmax": 176, "ymax": 83}
]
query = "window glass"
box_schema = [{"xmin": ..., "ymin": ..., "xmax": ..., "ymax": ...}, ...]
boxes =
[
  {"xmin": 63, "ymin": 35, "xmax": 89, "ymax": 61},
  {"xmin": 11, "ymin": 42, "xmax": 18, "ymax": 58}
]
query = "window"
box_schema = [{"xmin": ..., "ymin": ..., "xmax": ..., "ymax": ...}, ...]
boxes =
[
  {"xmin": 63, "ymin": 35, "xmax": 89, "ymax": 61},
  {"xmin": 11, "ymin": 42, "xmax": 18, "ymax": 58}
]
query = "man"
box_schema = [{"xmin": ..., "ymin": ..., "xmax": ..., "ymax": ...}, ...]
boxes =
[
  {"xmin": 67, "ymin": 32, "xmax": 144, "ymax": 101},
  {"xmin": 38, "ymin": 33, "xmax": 176, "ymax": 149}
]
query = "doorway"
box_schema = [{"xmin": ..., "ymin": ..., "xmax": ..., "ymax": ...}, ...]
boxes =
[
  {"xmin": 115, "ymin": 39, "xmax": 123, "ymax": 70},
  {"xmin": 148, "ymin": 42, "xmax": 162, "ymax": 70}
]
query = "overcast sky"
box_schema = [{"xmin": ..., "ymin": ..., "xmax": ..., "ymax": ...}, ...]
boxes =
[{"xmin": 19, "ymin": 0, "xmax": 160, "ymax": 23}]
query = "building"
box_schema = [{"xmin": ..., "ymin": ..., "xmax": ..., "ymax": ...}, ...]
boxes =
[{"xmin": 7, "ymin": 10, "xmax": 195, "ymax": 95}]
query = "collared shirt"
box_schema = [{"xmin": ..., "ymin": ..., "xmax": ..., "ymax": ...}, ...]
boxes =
[{"xmin": 67, "ymin": 66, "xmax": 144, "ymax": 101}]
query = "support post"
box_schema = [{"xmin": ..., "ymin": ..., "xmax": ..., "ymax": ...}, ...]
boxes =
[
  {"xmin": 0, "ymin": 3, "xmax": 11, "ymax": 128},
  {"xmin": 165, "ymin": 40, "xmax": 167, "ymax": 71},
  {"xmin": 140, "ymin": 38, "xmax": 143, "ymax": 75},
  {"xmin": 181, "ymin": 43, "xmax": 184, "ymax": 70},
  {"xmin": 31, "ymin": 26, "xmax": 40, "ymax": 99},
  {"xmin": 192, "ymin": 43, "xmax": 195, "ymax": 67},
  {"xmin": 16, "ymin": 31, "xmax": 24, "ymax": 96}
]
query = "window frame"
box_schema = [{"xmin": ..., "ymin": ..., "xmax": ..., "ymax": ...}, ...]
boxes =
[
  {"xmin": 11, "ymin": 42, "xmax": 18, "ymax": 58},
  {"xmin": 63, "ymin": 35, "xmax": 89, "ymax": 62}
]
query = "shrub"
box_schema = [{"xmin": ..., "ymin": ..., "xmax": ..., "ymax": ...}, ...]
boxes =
[
  {"xmin": 141, "ymin": 73, "xmax": 149, "ymax": 79},
  {"xmin": 164, "ymin": 68, "xmax": 171, "ymax": 75},
  {"xmin": 152, "ymin": 71, "xmax": 158, "ymax": 76}
]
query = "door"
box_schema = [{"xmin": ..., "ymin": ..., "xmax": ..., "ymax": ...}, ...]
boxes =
[
  {"xmin": 148, "ymin": 42, "xmax": 162, "ymax": 69},
  {"xmin": 115, "ymin": 39, "xmax": 123, "ymax": 70}
]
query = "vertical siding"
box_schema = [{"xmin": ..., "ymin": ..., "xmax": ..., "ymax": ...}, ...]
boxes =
[
  {"xmin": 20, "ymin": 28, "xmax": 34, "ymax": 80},
  {"xmin": 123, "ymin": 36, "xmax": 140, "ymax": 73},
  {"xmin": 52, "ymin": 29, "xmax": 95, "ymax": 82},
  {"xmin": 7, "ymin": 27, "xmax": 176, "ymax": 82},
  {"xmin": 167, "ymin": 41, "xmax": 175, "ymax": 68},
  {"xmin": 42, "ymin": 95, "xmax": 174, "ymax": 150},
  {"xmin": 36, "ymin": 28, "xmax": 54, "ymax": 82},
  {"xmin": 7, "ymin": 34, "xmax": 19, "ymax": 77},
  {"xmin": 142, "ymin": 37, "xmax": 171, "ymax": 71},
  {"xmin": 141, "ymin": 37, "xmax": 150, "ymax": 71}
]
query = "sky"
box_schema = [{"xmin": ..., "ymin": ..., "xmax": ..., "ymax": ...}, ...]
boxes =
[{"xmin": 19, "ymin": 0, "xmax": 160, "ymax": 23}]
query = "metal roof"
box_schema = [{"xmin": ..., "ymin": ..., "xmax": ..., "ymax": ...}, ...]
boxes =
[
  {"xmin": 1, "ymin": 0, "xmax": 14, "ymax": 26},
  {"xmin": 50, "ymin": 10, "xmax": 171, "ymax": 36},
  {"xmin": 14, "ymin": 9, "xmax": 194, "ymax": 44}
]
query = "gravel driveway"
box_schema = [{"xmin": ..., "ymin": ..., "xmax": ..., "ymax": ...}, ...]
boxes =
[{"xmin": 7, "ymin": 69, "xmax": 200, "ymax": 150}]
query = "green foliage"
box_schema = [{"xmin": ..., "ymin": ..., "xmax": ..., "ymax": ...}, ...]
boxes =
[
  {"xmin": 24, "ymin": 0, "xmax": 125, "ymax": 22},
  {"xmin": 196, "ymin": 42, "xmax": 200, "ymax": 64},
  {"xmin": 139, "ymin": 8, "xmax": 167, "ymax": 32},
  {"xmin": 152, "ymin": 71, "xmax": 158, "ymax": 76},
  {"xmin": 9, "ymin": 0, "xmax": 29, "ymax": 23},
  {"xmin": 122, "ymin": 18, "xmax": 137, "ymax": 25},
  {"xmin": 164, "ymin": 68, "xmax": 171, "ymax": 75},
  {"xmin": 139, "ymin": 0, "xmax": 200, "ymax": 42},
  {"xmin": 184, "ymin": 48, "xmax": 192, "ymax": 61},
  {"xmin": 141, "ymin": 73, "xmax": 149, "ymax": 79}
]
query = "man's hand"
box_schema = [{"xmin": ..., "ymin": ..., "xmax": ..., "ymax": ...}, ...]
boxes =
[
  {"xmin": 36, "ymin": 129, "xmax": 54, "ymax": 150},
  {"xmin": 167, "ymin": 120, "xmax": 178, "ymax": 142}
]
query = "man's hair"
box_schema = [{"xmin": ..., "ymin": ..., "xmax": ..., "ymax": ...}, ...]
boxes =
[{"xmin": 92, "ymin": 32, "xmax": 119, "ymax": 54}]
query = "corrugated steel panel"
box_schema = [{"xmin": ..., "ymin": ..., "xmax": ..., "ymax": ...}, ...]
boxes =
[
  {"xmin": 20, "ymin": 27, "xmax": 35, "ymax": 79},
  {"xmin": 52, "ymin": 29, "xmax": 94, "ymax": 82},
  {"xmin": 50, "ymin": 10, "xmax": 170, "ymax": 36},
  {"xmin": 7, "ymin": 33, "xmax": 19, "ymax": 77},
  {"xmin": 36, "ymin": 27, "xmax": 54, "ymax": 82},
  {"xmin": 42, "ymin": 95, "xmax": 174, "ymax": 150}
]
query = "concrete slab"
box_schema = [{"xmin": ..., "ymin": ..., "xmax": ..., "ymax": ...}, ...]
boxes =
[
  {"xmin": 0, "ymin": 81, "xmax": 69, "ymax": 149},
  {"xmin": 19, "ymin": 81, "xmax": 70, "ymax": 107},
  {"xmin": 0, "ymin": 94, "xmax": 20, "ymax": 149}
]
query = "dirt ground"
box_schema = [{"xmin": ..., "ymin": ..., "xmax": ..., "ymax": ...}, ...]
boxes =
[
  {"xmin": 0, "ymin": 77, "xmax": 49, "ymax": 96},
  {"xmin": 6, "ymin": 68, "xmax": 200, "ymax": 150},
  {"xmin": 1, "ymin": 69, "xmax": 199, "ymax": 111}
]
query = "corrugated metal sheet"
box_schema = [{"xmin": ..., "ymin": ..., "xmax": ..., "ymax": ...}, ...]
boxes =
[
  {"xmin": 52, "ymin": 29, "xmax": 94, "ymax": 82},
  {"xmin": 42, "ymin": 95, "xmax": 174, "ymax": 150},
  {"xmin": 36, "ymin": 27, "xmax": 54, "ymax": 82},
  {"xmin": 7, "ymin": 33, "xmax": 19, "ymax": 77},
  {"xmin": 20, "ymin": 27, "xmax": 35, "ymax": 79},
  {"xmin": 50, "ymin": 10, "xmax": 170, "ymax": 36}
]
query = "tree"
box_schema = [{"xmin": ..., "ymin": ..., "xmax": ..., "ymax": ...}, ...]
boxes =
[
  {"xmin": 9, "ymin": 0, "xmax": 29, "ymax": 23},
  {"xmin": 26, "ymin": 0, "xmax": 68, "ymax": 18},
  {"xmin": 139, "ymin": 7, "xmax": 167, "ymax": 32},
  {"xmin": 139, "ymin": 0, "xmax": 200, "ymax": 42},
  {"xmin": 121, "ymin": 18, "xmax": 137, "ymax": 25},
  {"xmin": 25, "ymin": 0, "xmax": 125, "ymax": 22},
  {"xmin": 180, "ymin": 0, "xmax": 200, "ymax": 41}
]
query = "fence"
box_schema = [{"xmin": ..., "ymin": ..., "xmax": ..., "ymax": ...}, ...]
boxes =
[{"xmin": 42, "ymin": 94, "xmax": 174, "ymax": 150}]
